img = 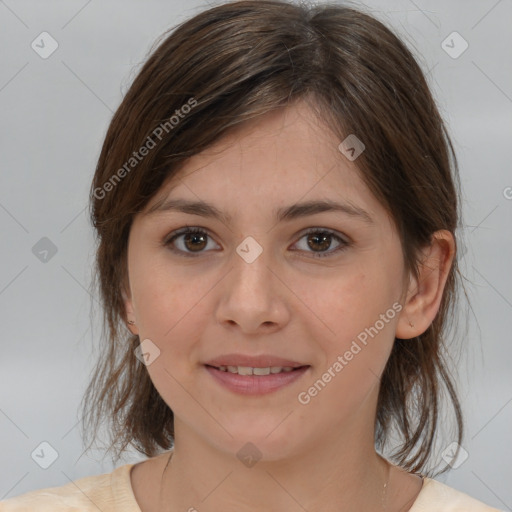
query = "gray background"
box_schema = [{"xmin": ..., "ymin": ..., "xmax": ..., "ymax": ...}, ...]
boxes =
[{"xmin": 0, "ymin": 0, "xmax": 511, "ymax": 509}]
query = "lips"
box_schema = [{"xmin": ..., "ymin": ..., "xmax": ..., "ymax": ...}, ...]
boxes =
[
  {"xmin": 204, "ymin": 364, "xmax": 310, "ymax": 395},
  {"xmin": 204, "ymin": 353, "xmax": 307, "ymax": 369},
  {"xmin": 203, "ymin": 353, "xmax": 311, "ymax": 394},
  {"xmin": 210, "ymin": 365, "xmax": 301, "ymax": 375}
]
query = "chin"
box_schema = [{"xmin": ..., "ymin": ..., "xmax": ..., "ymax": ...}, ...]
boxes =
[{"xmin": 207, "ymin": 427, "xmax": 302, "ymax": 464}]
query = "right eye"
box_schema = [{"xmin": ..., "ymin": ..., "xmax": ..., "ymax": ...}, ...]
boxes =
[{"xmin": 164, "ymin": 226, "xmax": 220, "ymax": 257}]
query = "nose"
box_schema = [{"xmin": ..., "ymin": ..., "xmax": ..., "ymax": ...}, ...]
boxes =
[{"xmin": 215, "ymin": 241, "xmax": 290, "ymax": 334}]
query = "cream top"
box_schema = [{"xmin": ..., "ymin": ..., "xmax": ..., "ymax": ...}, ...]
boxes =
[{"xmin": 0, "ymin": 461, "xmax": 503, "ymax": 511}]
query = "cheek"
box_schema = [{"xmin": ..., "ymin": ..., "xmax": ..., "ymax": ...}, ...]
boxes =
[
  {"xmin": 304, "ymin": 268, "xmax": 387, "ymax": 328},
  {"xmin": 133, "ymin": 261, "xmax": 208, "ymax": 412},
  {"xmin": 302, "ymin": 267, "xmax": 400, "ymax": 370},
  {"xmin": 130, "ymin": 253, "xmax": 203, "ymax": 336},
  {"xmin": 129, "ymin": 254, "xmax": 218, "ymax": 391},
  {"xmin": 294, "ymin": 272, "xmax": 399, "ymax": 421}
]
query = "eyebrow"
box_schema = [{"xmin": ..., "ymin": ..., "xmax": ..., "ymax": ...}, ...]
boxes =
[{"xmin": 146, "ymin": 198, "xmax": 374, "ymax": 225}]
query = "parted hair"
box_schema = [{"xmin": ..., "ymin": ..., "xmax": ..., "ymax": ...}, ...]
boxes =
[{"xmin": 81, "ymin": 0, "xmax": 466, "ymax": 475}]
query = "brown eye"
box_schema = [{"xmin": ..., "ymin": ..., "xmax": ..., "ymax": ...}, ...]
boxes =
[
  {"xmin": 307, "ymin": 232, "xmax": 332, "ymax": 251},
  {"xmin": 182, "ymin": 231, "xmax": 208, "ymax": 251},
  {"xmin": 164, "ymin": 226, "xmax": 350, "ymax": 259},
  {"xmin": 293, "ymin": 228, "xmax": 349, "ymax": 258},
  {"xmin": 165, "ymin": 227, "xmax": 218, "ymax": 256}
]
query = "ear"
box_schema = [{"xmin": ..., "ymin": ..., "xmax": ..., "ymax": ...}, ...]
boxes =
[
  {"xmin": 395, "ymin": 229, "xmax": 455, "ymax": 339},
  {"xmin": 121, "ymin": 275, "xmax": 139, "ymax": 336}
]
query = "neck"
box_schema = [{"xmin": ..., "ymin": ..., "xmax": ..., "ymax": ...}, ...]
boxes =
[{"xmin": 158, "ymin": 421, "xmax": 390, "ymax": 512}]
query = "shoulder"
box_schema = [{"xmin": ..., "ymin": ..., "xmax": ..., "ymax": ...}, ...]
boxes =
[
  {"xmin": 410, "ymin": 477, "xmax": 504, "ymax": 512},
  {"xmin": 0, "ymin": 462, "xmax": 139, "ymax": 512}
]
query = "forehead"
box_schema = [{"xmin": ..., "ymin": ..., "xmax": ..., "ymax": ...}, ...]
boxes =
[
  {"xmin": 177, "ymin": 100, "xmax": 349, "ymax": 181},
  {"xmin": 144, "ymin": 100, "xmax": 384, "ymax": 226}
]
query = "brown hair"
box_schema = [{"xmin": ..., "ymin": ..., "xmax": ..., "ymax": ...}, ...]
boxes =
[{"xmin": 81, "ymin": 0, "xmax": 466, "ymax": 476}]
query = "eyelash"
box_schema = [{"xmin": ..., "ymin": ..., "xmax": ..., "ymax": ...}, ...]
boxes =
[{"xmin": 163, "ymin": 225, "xmax": 351, "ymax": 259}]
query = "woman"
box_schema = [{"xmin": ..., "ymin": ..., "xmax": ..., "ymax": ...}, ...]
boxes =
[{"xmin": 1, "ymin": 1, "xmax": 501, "ymax": 510}]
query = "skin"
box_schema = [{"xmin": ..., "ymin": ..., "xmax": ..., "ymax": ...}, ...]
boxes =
[{"xmin": 123, "ymin": 99, "xmax": 455, "ymax": 512}]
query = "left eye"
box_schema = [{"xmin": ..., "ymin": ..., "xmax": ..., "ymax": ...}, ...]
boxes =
[
  {"xmin": 164, "ymin": 227, "xmax": 350, "ymax": 258},
  {"xmin": 293, "ymin": 228, "xmax": 349, "ymax": 258}
]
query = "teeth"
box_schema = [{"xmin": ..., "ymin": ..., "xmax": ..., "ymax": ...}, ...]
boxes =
[
  {"xmin": 253, "ymin": 367, "xmax": 270, "ymax": 375},
  {"xmin": 216, "ymin": 365, "xmax": 298, "ymax": 375}
]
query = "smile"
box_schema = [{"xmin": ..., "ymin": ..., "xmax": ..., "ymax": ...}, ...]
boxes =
[
  {"xmin": 211, "ymin": 365, "xmax": 301, "ymax": 375},
  {"xmin": 204, "ymin": 364, "xmax": 310, "ymax": 395}
]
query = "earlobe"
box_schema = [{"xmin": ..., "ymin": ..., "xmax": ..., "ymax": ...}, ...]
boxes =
[
  {"xmin": 121, "ymin": 283, "xmax": 139, "ymax": 335},
  {"xmin": 395, "ymin": 230, "xmax": 455, "ymax": 340}
]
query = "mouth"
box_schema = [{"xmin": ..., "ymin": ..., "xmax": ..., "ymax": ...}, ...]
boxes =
[
  {"xmin": 203, "ymin": 363, "xmax": 311, "ymax": 395},
  {"xmin": 204, "ymin": 364, "xmax": 310, "ymax": 375}
]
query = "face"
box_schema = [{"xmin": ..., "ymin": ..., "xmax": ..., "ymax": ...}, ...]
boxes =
[{"xmin": 123, "ymin": 99, "xmax": 411, "ymax": 460}]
